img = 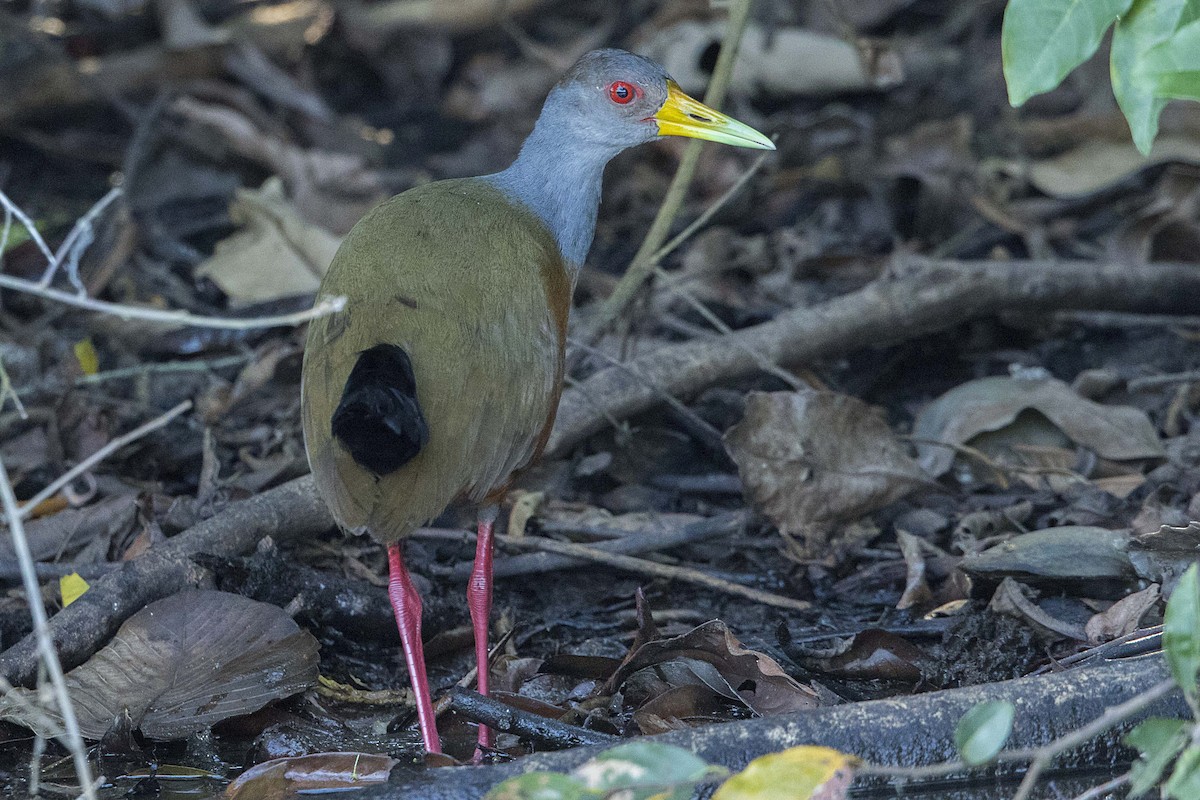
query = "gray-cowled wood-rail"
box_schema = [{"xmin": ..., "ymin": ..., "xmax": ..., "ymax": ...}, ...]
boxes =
[{"xmin": 301, "ymin": 48, "xmax": 773, "ymax": 756}]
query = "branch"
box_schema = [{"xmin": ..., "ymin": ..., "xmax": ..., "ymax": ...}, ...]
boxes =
[
  {"xmin": 362, "ymin": 656, "xmax": 1184, "ymax": 800},
  {"xmin": 548, "ymin": 258, "xmax": 1200, "ymax": 457}
]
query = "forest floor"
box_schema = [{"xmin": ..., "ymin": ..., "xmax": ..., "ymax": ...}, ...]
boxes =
[{"xmin": 0, "ymin": 0, "xmax": 1196, "ymax": 797}]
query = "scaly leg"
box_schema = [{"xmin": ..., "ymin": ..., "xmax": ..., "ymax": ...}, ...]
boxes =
[
  {"xmin": 467, "ymin": 504, "xmax": 498, "ymax": 756},
  {"xmin": 387, "ymin": 542, "xmax": 441, "ymax": 754}
]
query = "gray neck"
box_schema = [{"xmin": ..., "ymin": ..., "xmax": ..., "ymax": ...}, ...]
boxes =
[{"xmin": 484, "ymin": 97, "xmax": 620, "ymax": 272}]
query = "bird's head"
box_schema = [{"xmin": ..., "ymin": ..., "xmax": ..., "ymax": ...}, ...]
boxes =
[{"xmin": 546, "ymin": 48, "xmax": 774, "ymax": 154}]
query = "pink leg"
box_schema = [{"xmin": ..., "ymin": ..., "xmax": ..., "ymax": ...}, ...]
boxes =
[
  {"xmin": 387, "ymin": 543, "xmax": 442, "ymax": 754},
  {"xmin": 468, "ymin": 505, "xmax": 498, "ymax": 755}
]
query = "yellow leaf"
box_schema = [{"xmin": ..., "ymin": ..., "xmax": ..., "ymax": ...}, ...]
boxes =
[
  {"xmin": 506, "ymin": 491, "xmax": 544, "ymax": 538},
  {"xmin": 73, "ymin": 339, "xmax": 99, "ymax": 375},
  {"xmin": 60, "ymin": 572, "xmax": 90, "ymax": 607},
  {"xmin": 712, "ymin": 746, "xmax": 858, "ymax": 800}
]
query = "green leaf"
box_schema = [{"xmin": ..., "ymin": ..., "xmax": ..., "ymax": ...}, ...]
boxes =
[
  {"xmin": 485, "ymin": 772, "xmax": 597, "ymax": 800},
  {"xmin": 711, "ymin": 746, "xmax": 858, "ymax": 800},
  {"xmin": 1157, "ymin": 70, "xmax": 1200, "ymax": 98},
  {"xmin": 1164, "ymin": 563, "xmax": 1200, "ymax": 700},
  {"xmin": 1111, "ymin": 0, "xmax": 1193, "ymax": 154},
  {"xmin": 954, "ymin": 701, "xmax": 1015, "ymax": 766},
  {"xmin": 1165, "ymin": 745, "xmax": 1200, "ymax": 799},
  {"xmin": 573, "ymin": 742, "xmax": 717, "ymax": 800},
  {"xmin": 1003, "ymin": 0, "xmax": 1134, "ymax": 106},
  {"xmin": 1125, "ymin": 718, "xmax": 1189, "ymax": 797}
]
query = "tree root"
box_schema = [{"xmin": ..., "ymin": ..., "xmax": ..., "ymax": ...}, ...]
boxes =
[
  {"xmin": 548, "ymin": 258, "xmax": 1200, "ymax": 457},
  {"xmin": 372, "ymin": 657, "xmax": 1183, "ymax": 799}
]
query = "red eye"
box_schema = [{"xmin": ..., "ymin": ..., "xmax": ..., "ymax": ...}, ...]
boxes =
[{"xmin": 609, "ymin": 81, "xmax": 638, "ymax": 104}]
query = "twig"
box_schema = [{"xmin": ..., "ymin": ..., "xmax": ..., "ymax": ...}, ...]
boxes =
[
  {"xmin": 1129, "ymin": 370, "xmax": 1200, "ymax": 391},
  {"xmin": 446, "ymin": 687, "xmax": 618, "ymax": 749},
  {"xmin": 586, "ymin": 0, "xmax": 757, "ymax": 337},
  {"xmin": 566, "ymin": 336, "xmax": 725, "ymax": 451},
  {"xmin": 18, "ymin": 353, "xmax": 253, "ymax": 397},
  {"xmin": 0, "ymin": 355, "xmax": 28, "ymax": 419},
  {"xmin": 505, "ymin": 531, "xmax": 808, "ymax": 611},
  {"xmin": 17, "ymin": 401, "xmax": 192, "ymax": 520},
  {"xmin": 440, "ymin": 510, "xmax": 750, "ymax": 579},
  {"xmin": 1069, "ymin": 772, "xmax": 1130, "ymax": 800},
  {"xmin": 0, "ymin": 455, "xmax": 98, "ymax": 800},
  {"xmin": 649, "ymin": 150, "xmax": 771, "ymax": 265},
  {"xmin": 654, "ymin": 265, "xmax": 805, "ymax": 391},
  {"xmin": 0, "ymin": 272, "xmax": 344, "ymax": 329},
  {"xmin": 39, "ymin": 187, "xmax": 123, "ymax": 290},
  {"xmin": 0, "ymin": 188, "xmax": 344, "ymax": 329},
  {"xmin": 0, "ymin": 190, "xmax": 56, "ymax": 265},
  {"xmin": 417, "ymin": 523, "xmax": 805, "ymax": 610}
]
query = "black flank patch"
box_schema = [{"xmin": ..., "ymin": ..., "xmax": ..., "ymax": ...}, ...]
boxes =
[{"xmin": 331, "ymin": 344, "xmax": 429, "ymax": 475}]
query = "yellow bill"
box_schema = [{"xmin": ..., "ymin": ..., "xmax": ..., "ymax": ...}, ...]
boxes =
[{"xmin": 653, "ymin": 81, "xmax": 775, "ymax": 150}]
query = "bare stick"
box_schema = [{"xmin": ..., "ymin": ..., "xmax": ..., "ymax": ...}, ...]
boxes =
[
  {"xmin": 649, "ymin": 150, "xmax": 771, "ymax": 265},
  {"xmin": 655, "ymin": 265, "xmax": 805, "ymax": 390},
  {"xmin": 0, "ymin": 355, "xmax": 28, "ymax": 419},
  {"xmin": 501, "ymin": 530, "xmax": 808, "ymax": 611},
  {"xmin": 18, "ymin": 400, "xmax": 192, "ymax": 520},
  {"xmin": 39, "ymin": 187, "xmax": 123, "ymax": 290},
  {"xmin": 0, "ymin": 273, "xmax": 344, "ymax": 329},
  {"xmin": 0, "ymin": 188, "xmax": 344, "ymax": 329},
  {"xmin": 0, "ymin": 190, "xmax": 56, "ymax": 265},
  {"xmin": 586, "ymin": 0, "xmax": 757, "ymax": 336},
  {"xmin": 0, "ymin": 455, "xmax": 98, "ymax": 800}
]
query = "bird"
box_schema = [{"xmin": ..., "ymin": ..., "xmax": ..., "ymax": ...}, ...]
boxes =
[{"xmin": 300, "ymin": 48, "xmax": 774, "ymax": 757}]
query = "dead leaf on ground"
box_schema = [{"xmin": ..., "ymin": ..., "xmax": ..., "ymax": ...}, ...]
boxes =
[
  {"xmin": 989, "ymin": 577, "xmax": 1086, "ymax": 642},
  {"xmin": 0, "ymin": 590, "xmax": 319, "ymax": 739},
  {"xmin": 640, "ymin": 22, "xmax": 902, "ymax": 98},
  {"xmin": 725, "ymin": 390, "xmax": 928, "ymax": 546},
  {"xmin": 224, "ymin": 752, "xmax": 396, "ymax": 799},
  {"xmin": 194, "ymin": 179, "xmax": 340, "ymax": 304},
  {"xmin": 0, "ymin": 494, "xmax": 138, "ymax": 563},
  {"xmin": 895, "ymin": 531, "xmax": 933, "ymax": 610},
  {"xmin": 194, "ymin": 178, "xmax": 341, "ymax": 304},
  {"xmin": 914, "ymin": 376, "xmax": 1164, "ymax": 478},
  {"xmin": 1018, "ymin": 135, "xmax": 1200, "ymax": 199},
  {"xmin": 810, "ymin": 628, "xmax": 930, "ymax": 682},
  {"xmin": 960, "ymin": 526, "xmax": 1135, "ymax": 597},
  {"xmin": 1084, "ymin": 584, "xmax": 1161, "ymax": 643},
  {"xmin": 606, "ymin": 619, "xmax": 818, "ymax": 718}
]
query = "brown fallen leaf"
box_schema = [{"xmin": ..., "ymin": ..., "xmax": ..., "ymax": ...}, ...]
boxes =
[
  {"xmin": 960, "ymin": 526, "xmax": 1136, "ymax": 597},
  {"xmin": 725, "ymin": 390, "xmax": 928, "ymax": 552},
  {"xmin": 1019, "ymin": 135, "xmax": 1200, "ymax": 199},
  {"xmin": 606, "ymin": 619, "xmax": 817, "ymax": 717},
  {"xmin": 1084, "ymin": 584, "xmax": 1161, "ymax": 644},
  {"xmin": 895, "ymin": 531, "xmax": 933, "ymax": 611},
  {"xmin": 814, "ymin": 629, "xmax": 930, "ymax": 682},
  {"xmin": 194, "ymin": 178, "xmax": 341, "ymax": 304},
  {"xmin": 224, "ymin": 752, "xmax": 396, "ymax": 799},
  {"xmin": 0, "ymin": 590, "xmax": 319, "ymax": 739},
  {"xmin": 989, "ymin": 578, "xmax": 1086, "ymax": 642},
  {"xmin": 914, "ymin": 376, "xmax": 1164, "ymax": 478}
]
